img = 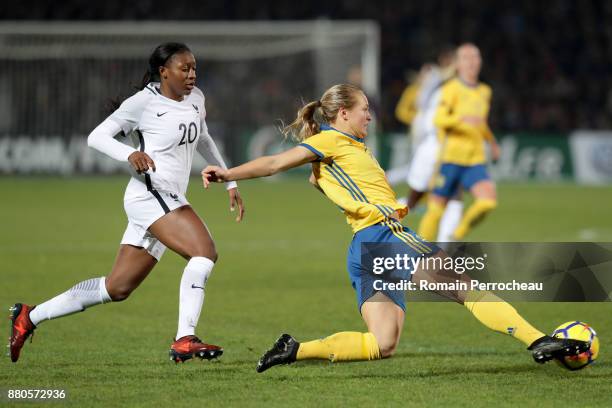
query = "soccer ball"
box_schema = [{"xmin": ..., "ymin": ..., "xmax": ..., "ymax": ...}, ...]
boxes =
[{"xmin": 552, "ymin": 321, "xmax": 599, "ymax": 370}]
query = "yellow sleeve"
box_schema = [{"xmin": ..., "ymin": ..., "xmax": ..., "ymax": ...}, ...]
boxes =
[
  {"xmin": 482, "ymin": 123, "xmax": 495, "ymax": 142},
  {"xmin": 482, "ymin": 84, "xmax": 493, "ymax": 101},
  {"xmin": 481, "ymin": 85, "xmax": 494, "ymax": 141},
  {"xmin": 434, "ymin": 83, "xmax": 460, "ymax": 128},
  {"xmin": 395, "ymin": 83, "xmax": 419, "ymax": 125},
  {"xmin": 434, "ymin": 83, "xmax": 470, "ymax": 133},
  {"xmin": 299, "ymin": 132, "xmax": 337, "ymax": 160}
]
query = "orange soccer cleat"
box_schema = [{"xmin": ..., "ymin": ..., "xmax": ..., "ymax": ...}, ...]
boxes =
[
  {"xmin": 169, "ymin": 335, "xmax": 223, "ymax": 363},
  {"xmin": 8, "ymin": 303, "xmax": 36, "ymax": 363}
]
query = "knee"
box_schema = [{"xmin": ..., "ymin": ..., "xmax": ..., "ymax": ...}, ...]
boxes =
[
  {"xmin": 105, "ymin": 284, "xmax": 133, "ymax": 302},
  {"xmin": 378, "ymin": 338, "xmax": 399, "ymax": 358},
  {"xmin": 190, "ymin": 251, "xmax": 217, "ymax": 263},
  {"xmin": 371, "ymin": 331, "xmax": 400, "ymax": 358},
  {"xmin": 188, "ymin": 244, "xmax": 218, "ymax": 263}
]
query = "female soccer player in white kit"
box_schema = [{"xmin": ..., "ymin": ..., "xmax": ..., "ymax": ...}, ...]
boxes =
[{"xmin": 9, "ymin": 42, "xmax": 243, "ymax": 364}]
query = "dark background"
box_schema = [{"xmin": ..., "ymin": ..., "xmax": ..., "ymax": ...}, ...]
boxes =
[{"xmin": 3, "ymin": 0, "xmax": 611, "ymax": 133}]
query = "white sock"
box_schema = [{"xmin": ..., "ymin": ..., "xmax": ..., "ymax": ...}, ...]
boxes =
[
  {"xmin": 29, "ymin": 277, "xmax": 112, "ymax": 326},
  {"xmin": 176, "ymin": 257, "xmax": 214, "ymax": 340},
  {"xmin": 437, "ymin": 199, "xmax": 464, "ymax": 242}
]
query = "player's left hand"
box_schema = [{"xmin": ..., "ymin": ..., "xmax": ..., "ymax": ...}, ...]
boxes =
[{"xmin": 228, "ymin": 187, "xmax": 245, "ymax": 222}]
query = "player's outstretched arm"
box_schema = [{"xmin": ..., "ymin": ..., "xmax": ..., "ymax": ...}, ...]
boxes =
[{"xmin": 202, "ymin": 146, "xmax": 317, "ymax": 187}]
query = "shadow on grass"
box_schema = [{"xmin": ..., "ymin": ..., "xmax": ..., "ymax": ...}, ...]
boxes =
[
  {"xmin": 255, "ymin": 354, "xmax": 612, "ymax": 380},
  {"xmin": 393, "ymin": 350, "xmax": 518, "ymax": 358},
  {"xmin": 261, "ymin": 362, "xmax": 612, "ymax": 381}
]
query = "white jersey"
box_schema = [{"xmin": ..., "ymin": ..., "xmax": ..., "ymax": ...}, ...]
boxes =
[
  {"xmin": 87, "ymin": 82, "xmax": 235, "ymax": 259},
  {"xmin": 405, "ymin": 69, "xmax": 449, "ymax": 192},
  {"xmin": 411, "ymin": 67, "xmax": 445, "ymax": 146},
  {"xmin": 108, "ymin": 82, "xmax": 208, "ymax": 198}
]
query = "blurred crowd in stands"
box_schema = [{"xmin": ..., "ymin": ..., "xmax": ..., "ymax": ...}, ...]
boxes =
[{"xmin": 3, "ymin": 0, "xmax": 611, "ymax": 133}]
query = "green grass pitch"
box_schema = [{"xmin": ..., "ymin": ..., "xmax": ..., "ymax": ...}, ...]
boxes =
[{"xmin": 1, "ymin": 177, "xmax": 611, "ymax": 407}]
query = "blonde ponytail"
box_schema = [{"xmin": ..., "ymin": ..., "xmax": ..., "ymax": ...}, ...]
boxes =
[
  {"xmin": 283, "ymin": 84, "xmax": 363, "ymax": 142},
  {"xmin": 282, "ymin": 100, "xmax": 322, "ymax": 142}
]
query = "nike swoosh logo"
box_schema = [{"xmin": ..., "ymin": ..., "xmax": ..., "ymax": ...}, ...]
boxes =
[
  {"xmin": 191, "ymin": 284, "xmax": 204, "ymax": 290},
  {"xmin": 157, "ymin": 112, "xmax": 168, "ymax": 117}
]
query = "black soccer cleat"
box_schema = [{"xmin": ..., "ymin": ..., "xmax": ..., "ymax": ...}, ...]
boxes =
[
  {"xmin": 256, "ymin": 333, "xmax": 299, "ymax": 373},
  {"xmin": 528, "ymin": 335, "xmax": 591, "ymax": 364}
]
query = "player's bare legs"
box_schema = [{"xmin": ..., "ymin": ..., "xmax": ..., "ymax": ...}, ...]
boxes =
[
  {"xmin": 412, "ymin": 250, "xmax": 589, "ymax": 363},
  {"xmin": 148, "ymin": 205, "xmax": 217, "ymax": 261},
  {"xmin": 407, "ymin": 189, "xmax": 426, "ymax": 210},
  {"xmin": 105, "ymin": 245, "xmax": 158, "ymax": 301},
  {"xmin": 361, "ymin": 293, "xmax": 404, "ymax": 358},
  {"xmin": 9, "ymin": 244, "xmax": 157, "ymax": 363},
  {"xmin": 256, "ymin": 292, "xmax": 400, "ymax": 373},
  {"xmin": 453, "ymin": 180, "xmax": 496, "ymax": 240},
  {"xmin": 412, "ymin": 250, "xmax": 470, "ymax": 303},
  {"xmin": 471, "ymin": 179, "xmax": 496, "ymax": 200},
  {"xmin": 148, "ymin": 205, "xmax": 222, "ymax": 362}
]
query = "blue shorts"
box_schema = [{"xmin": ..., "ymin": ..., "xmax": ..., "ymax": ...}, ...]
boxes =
[
  {"xmin": 432, "ymin": 163, "xmax": 489, "ymax": 198},
  {"xmin": 347, "ymin": 220, "xmax": 438, "ymax": 312}
]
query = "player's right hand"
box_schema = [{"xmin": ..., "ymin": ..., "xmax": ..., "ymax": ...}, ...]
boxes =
[
  {"xmin": 201, "ymin": 166, "xmax": 229, "ymax": 189},
  {"xmin": 490, "ymin": 141, "xmax": 501, "ymax": 162},
  {"xmin": 128, "ymin": 151, "xmax": 156, "ymax": 174}
]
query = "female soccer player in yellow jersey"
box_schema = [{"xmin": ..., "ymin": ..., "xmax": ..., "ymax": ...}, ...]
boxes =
[
  {"xmin": 418, "ymin": 43, "xmax": 500, "ymax": 241},
  {"xmin": 202, "ymin": 84, "xmax": 588, "ymax": 372}
]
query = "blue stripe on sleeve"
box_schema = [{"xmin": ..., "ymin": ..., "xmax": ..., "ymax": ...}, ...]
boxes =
[{"xmin": 298, "ymin": 143, "xmax": 324, "ymax": 159}]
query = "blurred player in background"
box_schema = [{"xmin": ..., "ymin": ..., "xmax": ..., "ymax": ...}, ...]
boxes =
[
  {"xmin": 394, "ymin": 66, "xmax": 422, "ymax": 131},
  {"xmin": 9, "ymin": 42, "xmax": 244, "ymax": 364},
  {"xmin": 418, "ymin": 43, "xmax": 500, "ymax": 242},
  {"xmin": 202, "ymin": 83, "xmax": 586, "ymax": 373},
  {"xmin": 395, "ymin": 46, "xmax": 463, "ymax": 243}
]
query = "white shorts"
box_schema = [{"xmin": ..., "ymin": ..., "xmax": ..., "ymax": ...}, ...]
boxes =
[
  {"xmin": 407, "ymin": 138, "xmax": 439, "ymax": 192},
  {"xmin": 120, "ymin": 189, "xmax": 190, "ymax": 261}
]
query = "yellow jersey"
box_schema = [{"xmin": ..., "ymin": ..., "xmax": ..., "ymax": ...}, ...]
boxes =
[
  {"xmin": 434, "ymin": 77, "xmax": 494, "ymax": 166},
  {"xmin": 300, "ymin": 125, "xmax": 407, "ymax": 233},
  {"xmin": 395, "ymin": 82, "xmax": 420, "ymax": 126}
]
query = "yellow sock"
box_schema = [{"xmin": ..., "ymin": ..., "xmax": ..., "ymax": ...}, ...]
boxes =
[
  {"xmin": 418, "ymin": 200, "xmax": 445, "ymax": 241},
  {"xmin": 464, "ymin": 291, "xmax": 544, "ymax": 346},
  {"xmin": 453, "ymin": 199, "xmax": 497, "ymax": 240},
  {"xmin": 296, "ymin": 332, "xmax": 381, "ymax": 362}
]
